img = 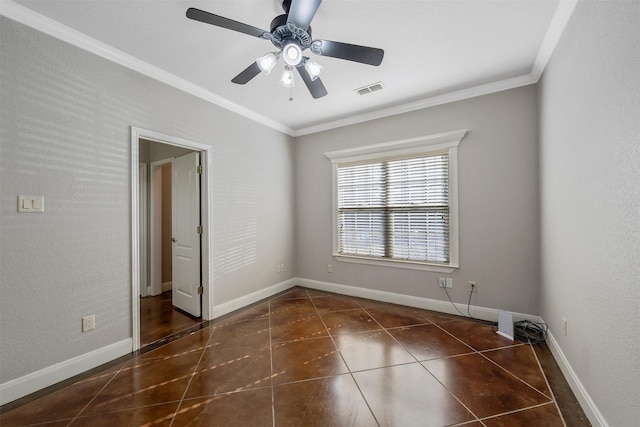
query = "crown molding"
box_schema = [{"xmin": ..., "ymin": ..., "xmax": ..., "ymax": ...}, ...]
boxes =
[
  {"xmin": 0, "ymin": 0, "xmax": 296, "ymax": 136},
  {"xmin": 292, "ymin": 73, "xmax": 538, "ymax": 136},
  {"xmin": 531, "ymin": 0, "xmax": 580, "ymax": 80},
  {"xmin": 293, "ymin": 0, "xmax": 579, "ymax": 137},
  {"xmin": 1, "ymin": 0, "xmax": 578, "ymax": 138}
]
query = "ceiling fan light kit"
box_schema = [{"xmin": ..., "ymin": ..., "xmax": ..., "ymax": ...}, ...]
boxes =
[
  {"xmin": 186, "ymin": 0, "xmax": 384, "ymax": 99},
  {"xmin": 279, "ymin": 66, "xmax": 296, "ymax": 88},
  {"xmin": 256, "ymin": 52, "xmax": 279, "ymax": 75},
  {"xmin": 303, "ymin": 57, "xmax": 324, "ymax": 81},
  {"xmin": 282, "ymin": 42, "xmax": 303, "ymax": 66}
]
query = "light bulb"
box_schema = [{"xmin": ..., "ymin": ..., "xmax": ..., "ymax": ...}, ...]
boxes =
[
  {"xmin": 304, "ymin": 58, "xmax": 324, "ymax": 81},
  {"xmin": 279, "ymin": 66, "xmax": 295, "ymax": 88},
  {"xmin": 282, "ymin": 42, "xmax": 302, "ymax": 66},
  {"xmin": 256, "ymin": 52, "xmax": 278, "ymax": 75}
]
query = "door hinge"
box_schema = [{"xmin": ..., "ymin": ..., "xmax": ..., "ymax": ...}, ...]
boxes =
[
  {"xmin": 197, "ymin": 165, "xmax": 203, "ymax": 174},
  {"xmin": 196, "ymin": 226, "xmax": 203, "ymax": 234},
  {"xmin": 197, "ymin": 286, "xmax": 203, "ymax": 295}
]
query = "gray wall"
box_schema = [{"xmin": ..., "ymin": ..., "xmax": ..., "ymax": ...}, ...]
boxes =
[
  {"xmin": 0, "ymin": 18, "xmax": 296, "ymax": 383},
  {"xmin": 3, "ymin": 3, "xmax": 639, "ymax": 423},
  {"xmin": 295, "ymin": 85, "xmax": 540, "ymax": 315},
  {"xmin": 538, "ymin": 1, "xmax": 640, "ymax": 425}
]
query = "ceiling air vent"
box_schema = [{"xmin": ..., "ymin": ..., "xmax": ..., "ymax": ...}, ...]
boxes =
[{"xmin": 355, "ymin": 82, "xmax": 385, "ymax": 95}]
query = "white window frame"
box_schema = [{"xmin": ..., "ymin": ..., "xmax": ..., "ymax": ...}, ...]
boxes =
[{"xmin": 324, "ymin": 130, "xmax": 466, "ymax": 273}]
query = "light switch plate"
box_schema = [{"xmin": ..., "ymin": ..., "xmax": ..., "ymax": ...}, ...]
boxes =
[{"xmin": 18, "ymin": 196, "xmax": 44, "ymax": 213}]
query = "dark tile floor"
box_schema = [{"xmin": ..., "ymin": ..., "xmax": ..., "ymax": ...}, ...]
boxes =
[
  {"xmin": 1, "ymin": 287, "xmax": 590, "ymax": 426},
  {"xmin": 139, "ymin": 291, "xmax": 203, "ymax": 346}
]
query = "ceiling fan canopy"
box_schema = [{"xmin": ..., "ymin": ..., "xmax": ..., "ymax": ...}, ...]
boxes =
[{"xmin": 186, "ymin": 0, "xmax": 384, "ymax": 99}]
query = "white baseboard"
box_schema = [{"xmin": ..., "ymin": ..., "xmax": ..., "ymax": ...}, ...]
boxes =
[
  {"xmin": 0, "ymin": 338, "xmax": 132, "ymax": 406},
  {"xmin": 296, "ymin": 277, "xmax": 541, "ymax": 323},
  {"xmin": 211, "ymin": 278, "xmax": 297, "ymax": 319},
  {"xmin": 297, "ymin": 277, "xmax": 607, "ymax": 427},
  {"xmin": 2, "ymin": 278, "xmax": 606, "ymax": 427},
  {"xmin": 544, "ymin": 330, "xmax": 609, "ymax": 427}
]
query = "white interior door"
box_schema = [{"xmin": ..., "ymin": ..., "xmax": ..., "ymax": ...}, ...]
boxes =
[{"xmin": 171, "ymin": 152, "xmax": 201, "ymax": 317}]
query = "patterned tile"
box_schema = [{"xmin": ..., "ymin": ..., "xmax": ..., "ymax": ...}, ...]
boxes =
[
  {"xmin": 273, "ymin": 375, "xmax": 377, "ymax": 426},
  {"xmin": 334, "ymin": 330, "xmax": 415, "ymax": 371},
  {"xmin": 1, "ymin": 287, "xmax": 583, "ymax": 427},
  {"xmin": 423, "ymin": 353, "xmax": 552, "ymax": 418},
  {"xmin": 319, "ymin": 308, "xmax": 382, "ymax": 335},
  {"xmin": 353, "ymin": 363, "xmax": 476, "ymax": 426},
  {"xmin": 389, "ymin": 323, "xmax": 474, "ymax": 360}
]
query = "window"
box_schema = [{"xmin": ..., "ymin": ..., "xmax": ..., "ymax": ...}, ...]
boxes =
[{"xmin": 325, "ymin": 130, "xmax": 466, "ymax": 272}]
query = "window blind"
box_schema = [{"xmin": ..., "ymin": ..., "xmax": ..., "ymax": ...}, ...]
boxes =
[{"xmin": 337, "ymin": 153, "xmax": 450, "ymax": 264}]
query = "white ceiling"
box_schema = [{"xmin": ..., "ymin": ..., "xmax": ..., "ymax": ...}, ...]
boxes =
[{"xmin": 3, "ymin": 0, "xmax": 574, "ymax": 136}]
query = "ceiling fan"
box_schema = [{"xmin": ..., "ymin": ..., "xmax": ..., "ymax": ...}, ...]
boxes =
[{"xmin": 186, "ymin": 0, "xmax": 384, "ymax": 99}]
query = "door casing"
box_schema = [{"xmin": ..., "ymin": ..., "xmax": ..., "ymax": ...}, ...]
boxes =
[
  {"xmin": 150, "ymin": 158, "xmax": 172, "ymax": 297},
  {"xmin": 130, "ymin": 127, "xmax": 212, "ymax": 351}
]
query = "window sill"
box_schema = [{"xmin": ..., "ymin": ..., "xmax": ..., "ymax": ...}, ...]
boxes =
[{"xmin": 333, "ymin": 254, "xmax": 458, "ymax": 273}]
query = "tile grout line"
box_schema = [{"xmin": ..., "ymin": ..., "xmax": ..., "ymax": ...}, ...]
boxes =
[
  {"xmin": 2, "ymin": 288, "xmax": 579, "ymax": 426},
  {"xmin": 419, "ymin": 319, "xmax": 487, "ymax": 420},
  {"xmin": 477, "ymin": 401, "xmax": 561, "ymax": 424},
  {"xmin": 65, "ymin": 363, "xmax": 127, "ymax": 426},
  {"xmin": 405, "ymin": 318, "xmax": 488, "ymax": 423},
  {"xmin": 355, "ymin": 305, "xmax": 466, "ymax": 405},
  {"xmin": 477, "ymin": 344, "xmax": 556, "ymax": 403},
  {"xmin": 308, "ymin": 294, "xmax": 382, "ymax": 427},
  {"xmin": 268, "ymin": 298, "xmax": 276, "ymax": 427},
  {"xmin": 430, "ymin": 319, "xmax": 550, "ymax": 422},
  {"xmin": 530, "ymin": 342, "xmax": 568, "ymax": 427},
  {"xmin": 167, "ymin": 324, "xmax": 216, "ymax": 426},
  {"xmin": 430, "ymin": 320, "xmax": 480, "ymax": 353},
  {"xmin": 356, "ymin": 304, "xmax": 484, "ymax": 424}
]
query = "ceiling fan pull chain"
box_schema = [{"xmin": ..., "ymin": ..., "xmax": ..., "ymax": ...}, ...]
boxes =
[{"xmin": 289, "ymin": 84, "xmax": 294, "ymax": 102}]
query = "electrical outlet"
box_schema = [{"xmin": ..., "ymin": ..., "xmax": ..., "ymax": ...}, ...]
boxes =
[
  {"xmin": 469, "ymin": 281, "xmax": 477, "ymax": 292},
  {"xmin": 280, "ymin": 263, "xmax": 285, "ymax": 272},
  {"xmin": 327, "ymin": 264, "xmax": 333, "ymax": 273},
  {"xmin": 563, "ymin": 317, "xmax": 568, "ymax": 336},
  {"xmin": 276, "ymin": 264, "xmax": 281, "ymax": 273},
  {"xmin": 439, "ymin": 278, "xmax": 453, "ymax": 289},
  {"xmin": 82, "ymin": 315, "xmax": 95, "ymax": 332}
]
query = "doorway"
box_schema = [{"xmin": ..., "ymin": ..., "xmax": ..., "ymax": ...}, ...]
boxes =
[
  {"xmin": 142, "ymin": 149, "xmax": 201, "ymax": 346},
  {"xmin": 131, "ymin": 127, "xmax": 212, "ymax": 352}
]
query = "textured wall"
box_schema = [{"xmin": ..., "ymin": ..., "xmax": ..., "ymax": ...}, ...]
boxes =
[
  {"xmin": 538, "ymin": 1, "xmax": 640, "ymax": 425},
  {"xmin": 295, "ymin": 85, "xmax": 540, "ymax": 315},
  {"xmin": 0, "ymin": 18, "xmax": 295, "ymax": 383}
]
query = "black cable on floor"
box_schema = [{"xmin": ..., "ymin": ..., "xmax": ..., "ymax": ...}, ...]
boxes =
[
  {"xmin": 443, "ymin": 285, "xmax": 549, "ymax": 343},
  {"xmin": 443, "ymin": 285, "xmax": 497, "ymax": 326},
  {"xmin": 514, "ymin": 319, "xmax": 548, "ymax": 345}
]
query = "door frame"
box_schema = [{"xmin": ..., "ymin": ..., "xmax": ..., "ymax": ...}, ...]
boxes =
[
  {"xmin": 138, "ymin": 162, "xmax": 149, "ymax": 297},
  {"xmin": 150, "ymin": 158, "xmax": 172, "ymax": 297},
  {"xmin": 130, "ymin": 126, "xmax": 213, "ymax": 351}
]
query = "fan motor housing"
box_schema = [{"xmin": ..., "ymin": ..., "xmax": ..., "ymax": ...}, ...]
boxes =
[{"xmin": 269, "ymin": 14, "xmax": 312, "ymax": 50}]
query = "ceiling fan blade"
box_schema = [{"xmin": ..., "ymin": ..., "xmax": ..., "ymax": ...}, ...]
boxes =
[
  {"xmin": 296, "ymin": 64, "xmax": 328, "ymax": 99},
  {"xmin": 231, "ymin": 62, "xmax": 262, "ymax": 85},
  {"xmin": 287, "ymin": 0, "xmax": 322, "ymax": 31},
  {"xmin": 312, "ymin": 40, "xmax": 384, "ymax": 66},
  {"xmin": 186, "ymin": 8, "xmax": 268, "ymax": 38}
]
